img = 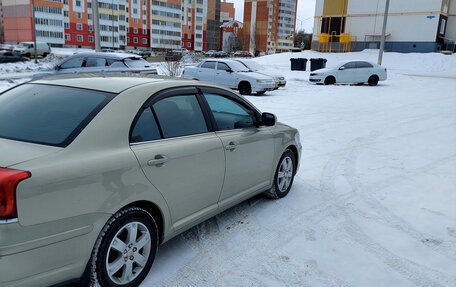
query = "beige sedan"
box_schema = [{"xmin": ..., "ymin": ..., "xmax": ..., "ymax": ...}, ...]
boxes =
[{"xmin": 0, "ymin": 76, "xmax": 301, "ymax": 287}]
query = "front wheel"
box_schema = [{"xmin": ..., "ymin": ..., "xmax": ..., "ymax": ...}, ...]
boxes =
[
  {"xmin": 324, "ymin": 76, "xmax": 336, "ymax": 85},
  {"xmin": 238, "ymin": 82, "xmax": 252, "ymax": 95},
  {"xmin": 83, "ymin": 207, "xmax": 159, "ymax": 287},
  {"xmin": 265, "ymin": 149, "xmax": 296, "ymax": 199}
]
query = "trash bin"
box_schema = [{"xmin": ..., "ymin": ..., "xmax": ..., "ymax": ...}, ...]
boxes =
[
  {"xmin": 290, "ymin": 58, "xmax": 307, "ymax": 71},
  {"xmin": 310, "ymin": 58, "xmax": 327, "ymax": 71}
]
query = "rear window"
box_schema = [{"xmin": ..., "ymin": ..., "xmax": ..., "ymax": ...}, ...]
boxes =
[
  {"xmin": 0, "ymin": 84, "xmax": 115, "ymax": 147},
  {"xmin": 124, "ymin": 57, "xmax": 151, "ymax": 69}
]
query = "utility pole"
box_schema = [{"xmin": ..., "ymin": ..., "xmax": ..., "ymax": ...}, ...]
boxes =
[
  {"xmin": 93, "ymin": 0, "xmax": 101, "ymax": 52},
  {"xmin": 32, "ymin": 0, "xmax": 38, "ymax": 63},
  {"xmin": 111, "ymin": 0, "xmax": 114, "ymax": 49},
  {"xmin": 378, "ymin": 0, "xmax": 390, "ymax": 65}
]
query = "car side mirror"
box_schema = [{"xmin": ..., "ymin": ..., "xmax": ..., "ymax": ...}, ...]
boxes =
[
  {"xmin": 339, "ymin": 66, "xmax": 345, "ymax": 70},
  {"xmin": 54, "ymin": 65, "xmax": 60, "ymax": 70},
  {"xmin": 227, "ymin": 69, "xmax": 234, "ymax": 73},
  {"xmin": 262, "ymin": 112, "xmax": 276, "ymax": 126}
]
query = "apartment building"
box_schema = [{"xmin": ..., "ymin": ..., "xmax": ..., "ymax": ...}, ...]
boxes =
[
  {"xmin": 243, "ymin": 0, "xmax": 297, "ymax": 53},
  {"xmin": 2, "ymin": 0, "xmax": 228, "ymax": 51},
  {"xmin": 0, "ymin": 0, "xmax": 4, "ymax": 43},
  {"xmin": 220, "ymin": 0, "xmax": 234, "ymax": 23},
  {"xmin": 312, "ymin": 0, "xmax": 455, "ymax": 53}
]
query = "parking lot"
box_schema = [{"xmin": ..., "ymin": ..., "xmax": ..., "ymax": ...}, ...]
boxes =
[{"xmin": 1, "ymin": 49, "xmax": 455, "ymax": 287}]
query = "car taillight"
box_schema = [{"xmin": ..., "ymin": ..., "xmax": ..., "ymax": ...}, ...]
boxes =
[{"xmin": 0, "ymin": 168, "xmax": 31, "ymax": 220}]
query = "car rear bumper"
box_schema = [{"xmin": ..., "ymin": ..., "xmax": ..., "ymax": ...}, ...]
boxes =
[{"xmin": 0, "ymin": 213, "xmax": 110, "ymax": 287}]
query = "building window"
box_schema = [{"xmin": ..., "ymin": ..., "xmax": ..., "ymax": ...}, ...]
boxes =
[
  {"xmin": 76, "ymin": 0, "xmax": 81, "ymax": 6},
  {"xmin": 88, "ymin": 36, "xmax": 94, "ymax": 42},
  {"xmin": 65, "ymin": 34, "xmax": 70, "ymax": 40},
  {"xmin": 134, "ymin": 28, "xmax": 138, "ymax": 34},
  {"xmin": 187, "ymin": 42, "xmax": 191, "ymax": 48},
  {"xmin": 77, "ymin": 35, "xmax": 83, "ymax": 42},
  {"xmin": 127, "ymin": 37, "xmax": 130, "ymax": 43},
  {"xmin": 88, "ymin": 25, "xmax": 93, "ymax": 31},
  {"xmin": 76, "ymin": 12, "xmax": 82, "ymax": 19},
  {"xmin": 64, "ymin": 11, "xmax": 69, "ymax": 17},
  {"xmin": 143, "ymin": 29, "xmax": 147, "ymax": 34},
  {"xmin": 142, "ymin": 38, "xmax": 147, "ymax": 44},
  {"xmin": 64, "ymin": 22, "xmax": 70, "ymax": 29},
  {"xmin": 133, "ymin": 18, "xmax": 138, "ymax": 24},
  {"xmin": 87, "ymin": 2, "xmax": 91, "ymax": 8},
  {"xmin": 76, "ymin": 23, "xmax": 83, "ymax": 30},
  {"xmin": 440, "ymin": 18, "xmax": 446, "ymax": 35},
  {"xmin": 134, "ymin": 37, "xmax": 138, "ymax": 43}
]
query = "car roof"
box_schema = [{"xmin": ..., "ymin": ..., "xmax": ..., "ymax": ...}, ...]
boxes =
[
  {"xmin": 68, "ymin": 52, "xmax": 142, "ymax": 59},
  {"xmin": 31, "ymin": 74, "xmax": 191, "ymax": 94}
]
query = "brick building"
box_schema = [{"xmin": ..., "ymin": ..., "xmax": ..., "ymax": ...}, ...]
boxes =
[{"xmin": 243, "ymin": 0, "xmax": 298, "ymax": 53}]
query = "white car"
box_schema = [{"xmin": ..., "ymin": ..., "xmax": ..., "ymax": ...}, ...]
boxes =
[
  {"xmin": 309, "ymin": 61, "xmax": 387, "ymax": 86},
  {"xmin": 236, "ymin": 59, "xmax": 286, "ymax": 89},
  {"xmin": 13, "ymin": 42, "xmax": 51, "ymax": 58},
  {"xmin": 182, "ymin": 59, "xmax": 276, "ymax": 95}
]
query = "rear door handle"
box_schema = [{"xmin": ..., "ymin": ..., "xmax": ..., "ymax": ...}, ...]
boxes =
[
  {"xmin": 225, "ymin": 142, "xmax": 237, "ymax": 151},
  {"xmin": 147, "ymin": 155, "xmax": 168, "ymax": 167}
]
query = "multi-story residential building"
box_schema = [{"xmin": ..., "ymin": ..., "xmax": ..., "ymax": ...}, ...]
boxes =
[
  {"xmin": 312, "ymin": 0, "xmax": 455, "ymax": 53},
  {"xmin": 181, "ymin": 0, "xmax": 220, "ymax": 51},
  {"xmin": 220, "ymin": 0, "xmax": 234, "ymax": 23},
  {"xmin": 0, "ymin": 0, "xmax": 5, "ymax": 43},
  {"xmin": 2, "ymin": 0, "xmax": 228, "ymax": 51},
  {"xmin": 243, "ymin": 0, "xmax": 297, "ymax": 53}
]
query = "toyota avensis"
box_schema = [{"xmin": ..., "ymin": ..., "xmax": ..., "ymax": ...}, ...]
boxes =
[{"xmin": 0, "ymin": 76, "xmax": 301, "ymax": 287}]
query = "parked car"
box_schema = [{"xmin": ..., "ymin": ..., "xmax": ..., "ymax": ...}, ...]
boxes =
[
  {"xmin": 205, "ymin": 50, "xmax": 217, "ymax": 57},
  {"xmin": 236, "ymin": 59, "xmax": 286, "ymax": 88},
  {"xmin": 101, "ymin": 49, "xmax": 116, "ymax": 53},
  {"xmin": 32, "ymin": 52, "xmax": 157, "ymax": 79},
  {"xmin": 0, "ymin": 76, "xmax": 301, "ymax": 287},
  {"xmin": 254, "ymin": 50, "xmax": 265, "ymax": 57},
  {"xmin": 136, "ymin": 48, "xmax": 152, "ymax": 58},
  {"xmin": 164, "ymin": 51, "xmax": 182, "ymax": 61},
  {"xmin": 0, "ymin": 44, "xmax": 15, "ymax": 52},
  {"xmin": 309, "ymin": 60, "xmax": 387, "ymax": 86},
  {"xmin": 13, "ymin": 42, "xmax": 51, "ymax": 57},
  {"xmin": 0, "ymin": 51, "xmax": 30, "ymax": 63},
  {"xmin": 214, "ymin": 51, "xmax": 229, "ymax": 58},
  {"xmin": 234, "ymin": 51, "xmax": 253, "ymax": 57},
  {"xmin": 182, "ymin": 59, "xmax": 277, "ymax": 95}
]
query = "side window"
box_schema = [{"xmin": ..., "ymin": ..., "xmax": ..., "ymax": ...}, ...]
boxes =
[
  {"xmin": 203, "ymin": 93, "xmax": 256, "ymax": 130},
  {"xmin": 106, "ymin": 59, "xmax": 119, "ymax": 66},
  {"xmin": 217, "ymin": 62, "xmax": 230, "ymax": 71},
  {"xmin": 60, "ymin": 57, "xmax": 84, "ymax": 69},
  {"xmin": 201, "ymin": 61, "xmax": 216, "ymax": 69},
  {"xmin": 130, "ymin": 108, "xmax": 161, "ymax": 143},
  {"xmin": 356, "ymin": 61, "xmax": 373, "ymax": 68},
  {"xmin": 86, "ymin": 57, "xmax": 107, "ymax": 67},
  {"xmin": 342, "ymin": 62, "xmax": 356, "ymax": 69},
  {"xmin": 153, "ymin": 95, "xmax": 208, "ymax": 138}
]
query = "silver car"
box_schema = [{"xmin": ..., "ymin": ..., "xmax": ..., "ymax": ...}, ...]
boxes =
[
  {"xmin": 0, "ymin": 76, "xmax": 301, "ymax": 287},
  {"xmin": 33, "ymin": 52, "xmax": 158, "ymax": 79}
]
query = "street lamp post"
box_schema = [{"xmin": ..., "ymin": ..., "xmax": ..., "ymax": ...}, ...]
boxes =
[
  {"xmin": 32, "ymin": 0, "xmax": 38, "ymax": 63},
  {"xmin": 378, "ymin": 0, "xmax": 390, "ymax": 65}
]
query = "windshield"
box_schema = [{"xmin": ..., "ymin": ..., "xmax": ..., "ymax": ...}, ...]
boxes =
[
  {"xmin": 124, "ymin": 57, "xmax": 151, "ymax": 69},
  {"xmin": 0, "ymin": 84, "xmax": 115, "ymax": 147},
  {"xmin": 228, "ymin": 61, "xmax": 251, "ymax": 72},
  {"xmin": 240, "ymin": 60, "xmax": 264, "ymax": 71}
]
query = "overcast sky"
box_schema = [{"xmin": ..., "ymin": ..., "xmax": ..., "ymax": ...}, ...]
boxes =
[{"xmin": 229, "ymin": 0, "xmax": 316, "ymax": 33}]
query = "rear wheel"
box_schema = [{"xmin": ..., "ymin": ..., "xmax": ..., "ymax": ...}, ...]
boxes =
[
  {"xmin": 238, "ymin": 82, "xmax": 252, "ymax": 95},
  {"xmin": 257, "ymin": 91, "xmax": 266, "ymax": 95},
  {"xmin": 368, "ymin": 75, "xmax": 379, "ymax": 86},
  {"xmin": 83, "ymin": 207, "xmax": 159, "ymax": 287},
  {"xmin": 264, "ymin": 149, "xmax": 296, "ymax": 199},
  {"xmin": 324, "ymin": 76, "xmax": 336, "ymax": 85}
]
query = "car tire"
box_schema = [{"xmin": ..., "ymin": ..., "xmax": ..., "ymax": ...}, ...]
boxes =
[
  {"xmin": 368, "ymin": 75, "xmax": 379, "ymax": 86},
  {"xmin": 264, "ymin": 149, "xmax": 296, "ymax": 199},
  {"xmin": 25, "ymin": 53, "xmax": 31, "ymax": 58},
  {"xmin": 324, "ymin": 76, "xmax": 336, "ymax": 85},
  {"xmin": 257, "ymin": 91, "xmax": 266, "ymax": 95},
  {"xmin": 82, "ymin": 207, "xmax": 159, "ymax": 287},
  {"xmin": 42, "ymin": 52, "xmax": 48, "ymax": 58},
  {"xmin": 239, "ymin": 82, "xmax": 252, "ymax": 95}
]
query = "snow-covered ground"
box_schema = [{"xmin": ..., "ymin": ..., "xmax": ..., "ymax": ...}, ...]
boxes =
[
  {"xmin": 142, "ymin": 51, "xmax": 456, "ymax": 287},
  {"xmin": 1, "ymin": 50, "xmax": 455, "ymax": 286}
]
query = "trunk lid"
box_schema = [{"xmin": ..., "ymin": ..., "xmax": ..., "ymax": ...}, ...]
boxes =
[{"xmin": 0, "ymin": 138, "xmax": 61, "ymax": 167}]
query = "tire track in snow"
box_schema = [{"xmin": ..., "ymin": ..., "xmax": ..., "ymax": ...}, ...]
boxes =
[{"xmin": 319, "ymin": 136, "xmax": 456, "ymax": 287}]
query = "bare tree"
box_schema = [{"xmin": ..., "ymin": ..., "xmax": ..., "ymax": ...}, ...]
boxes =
[{"xmin": 159, "ymin": 59, "xmax": 183, "ymax": 77}]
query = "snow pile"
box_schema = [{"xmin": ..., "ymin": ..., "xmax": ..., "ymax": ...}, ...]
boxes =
[{"xmin": 51, "ymin": 47, "xmax": 95, "ymax": 58}]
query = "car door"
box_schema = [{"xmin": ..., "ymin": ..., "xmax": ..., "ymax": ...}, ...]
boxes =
[
  {"xmin": 199, "ymin": 87, "xmax": 275, "ymax": 209},
  {"xmin": 130, "ymin": 87, "xmax": 225, "ymax": 231},
  {"xmin": 197, "ymin": 61, "xmax": 216, "ymax": 82},
  {"xmin": 337, "ymin": 61, "xmax": 357, "ymax": 83},
  {"xmin": 215, "ymin": 62, "xmax": 236, "ymax": 88},
  {"xmin": 355, "ymin": 61, "xmax": 374, "ymax": 82}
]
